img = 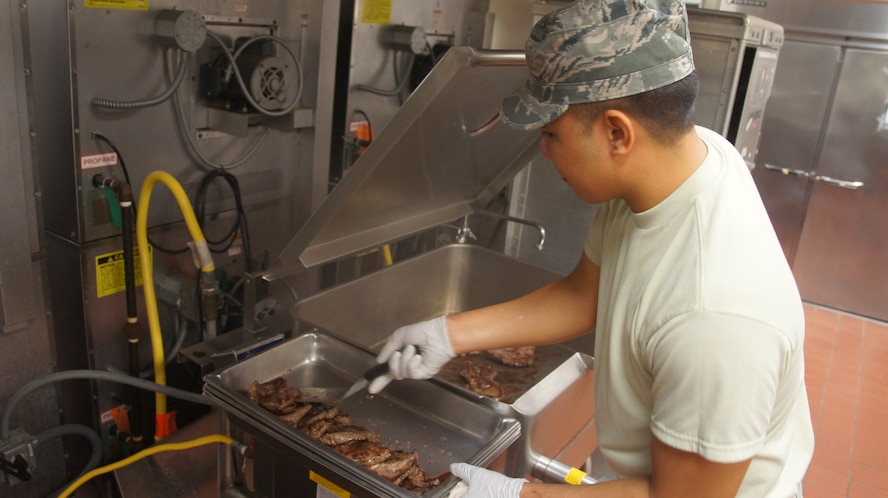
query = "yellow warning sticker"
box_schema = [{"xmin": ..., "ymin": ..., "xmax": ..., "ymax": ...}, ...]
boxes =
[
  {"xmin": 309, "ymin": 471, "xmax": 350, "ymax": 498},
  {"xmin": 85, "ymin": 0, "xmax": 149, "ymax": 11},
  {"xmin": 359, "ymin": 0, "xmax": 392, "ymax": 24},
  {"xmin": 95, "ymin": 246, "xmax": 151, "ymax": 298}
]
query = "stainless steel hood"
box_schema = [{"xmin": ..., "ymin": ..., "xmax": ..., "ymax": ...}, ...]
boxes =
[{"xmin": 276, "ymin": 47, "xmax": 540, "ymax": 270}]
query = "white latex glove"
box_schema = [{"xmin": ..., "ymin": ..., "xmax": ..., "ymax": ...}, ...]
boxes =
[
  {"xmin": 450, "ymin": 462, "xmax": 527, "ymax": 498},
  {"xmin": 368, "ymin": 316, "xmax": 455, "ymax": 394}
]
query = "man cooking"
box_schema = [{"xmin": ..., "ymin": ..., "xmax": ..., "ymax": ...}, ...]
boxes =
[{"xmin": 368, "ymin": 0, "xmax": 815, "ymax": 496}]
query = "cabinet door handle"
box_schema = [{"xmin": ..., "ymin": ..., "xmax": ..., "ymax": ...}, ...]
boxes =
[
  {"xmin": 812, "ymin": 174, "xmax": 864, "ymax": 190},
  {"xmin": 764, "ymin": 163, "xmax": 811, "ymax": 177},
  {"xmin": 763, "ymin": 164, "xmax": 864, "ymax": 190}
]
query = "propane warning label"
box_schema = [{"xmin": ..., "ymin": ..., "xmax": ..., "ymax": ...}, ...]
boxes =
[
  {"xmin": 95, "ymin": 246, "xmax": 151, "ymax": 298},
  {"xmin": 85, "ymin": 0, "xmax": 149, "ymax": 10},
  {"xmin": 80, "ymin": 152, "xmax": 118, "ymax": 170}
]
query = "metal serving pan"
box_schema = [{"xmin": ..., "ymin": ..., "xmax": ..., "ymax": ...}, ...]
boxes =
[{"xmin": 204, "ymin": 330, "xmax": 520, "ymax": 497}]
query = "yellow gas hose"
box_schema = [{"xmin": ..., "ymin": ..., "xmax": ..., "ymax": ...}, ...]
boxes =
[
  {"xmin": 136, "ymin": 171, "xmax": 215, "ymax": 438},
  {"xmin": 57, "ymin": 434, "xmax": 233, "ymax": 498}
]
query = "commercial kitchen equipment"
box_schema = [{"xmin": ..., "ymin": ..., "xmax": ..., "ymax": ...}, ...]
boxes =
[
  {"xmin": 204, "ymin": 330, "xmax": 522, "ymax": 497},
  {"xmin": 206, "ymin": 46, "xmax": 598, "ymax": 497},
  {"xmin": 686, "ymin": 7, "xmax": 784, "ymax": 169},
  {"xmin": 717, "ymin": 0, "xmax": 888, "ymax": 323}
]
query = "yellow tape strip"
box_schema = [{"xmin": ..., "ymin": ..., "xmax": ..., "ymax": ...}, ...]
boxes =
[
  {"xmin": 309, "ymin": 471, "xmax": 350, "ymax": 497},
  {"xmin": 565, "ymin": 467, "xmax": 588, "ymax": 485}
]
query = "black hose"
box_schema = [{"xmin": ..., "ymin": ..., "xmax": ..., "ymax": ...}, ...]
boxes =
[
  {"xmin": 194, "ymin": 169, "xmax": 253, "ymax": 273},
  {"xmin": 119, "ymin": 194, "xmax": 143, "ymax": 442},
  {"xmin": 91, "ymin": 174, "xmax": 145, "ymax": 442}
]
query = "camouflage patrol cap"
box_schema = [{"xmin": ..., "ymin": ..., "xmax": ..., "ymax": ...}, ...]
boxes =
[{"xmin": 502, "ymin": 0, "xmax": 695, "ymax": 130}]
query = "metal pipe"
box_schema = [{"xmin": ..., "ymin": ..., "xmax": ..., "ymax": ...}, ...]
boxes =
[
  {"xmin": 474, "ymin": 208, "xmax": 546, "ymax": 250},
  {"xmin": 530, "ymin": 453, "xmax": 597, "ymax": 485}
]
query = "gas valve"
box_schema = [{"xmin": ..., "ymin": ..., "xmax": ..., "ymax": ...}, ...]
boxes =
[{"xmin": 0, "ymin": 429, "xmax": 35, "ymax": 486}]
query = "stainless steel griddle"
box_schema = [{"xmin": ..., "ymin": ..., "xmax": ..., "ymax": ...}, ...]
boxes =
[{"xmin": 208, "ymin": 46, "xmax": 596, "ymax": 497}]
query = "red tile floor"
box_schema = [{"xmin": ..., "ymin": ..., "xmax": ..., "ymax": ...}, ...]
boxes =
[{"xmin": 802, "ymin": 303, "xmax": 888, "ymax": 497}]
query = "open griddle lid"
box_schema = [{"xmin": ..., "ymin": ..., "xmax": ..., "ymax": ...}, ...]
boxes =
[{"xmin": 275, "ymin": 47, "xmax": 540, "ymax": 271}]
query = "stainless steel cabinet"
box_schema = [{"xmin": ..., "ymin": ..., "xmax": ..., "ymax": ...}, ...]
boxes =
[
  {"xmin": 751, "ymin": 40, "xmax": 841, "ymax": 263},
  {"xmin": 791, "ymin": 48, "xmax": 888, "ymax": 320},
  {"xmin": 753, "ymin": 42, "xmax": 888, "ymax": 321}
]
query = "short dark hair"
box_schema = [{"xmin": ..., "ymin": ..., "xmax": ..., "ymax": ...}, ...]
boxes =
[{"xmin": 572, "ymin": 70, "xmax": 699, "ymax": 146}]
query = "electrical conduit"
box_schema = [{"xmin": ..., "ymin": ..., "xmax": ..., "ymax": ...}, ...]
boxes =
[{"xmin": 136, "ymin": 171, "xmax": 215, "ymax": 439}]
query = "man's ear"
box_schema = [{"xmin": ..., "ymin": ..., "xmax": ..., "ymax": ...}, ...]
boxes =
[{"xmin": 603, "ymin": 110, "xmax": 634, "ymax": 156}]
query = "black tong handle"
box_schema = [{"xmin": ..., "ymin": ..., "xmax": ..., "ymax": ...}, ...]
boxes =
[{"xmin": 364, "ymin": 362, "xmax": 390, "ymax": 381}]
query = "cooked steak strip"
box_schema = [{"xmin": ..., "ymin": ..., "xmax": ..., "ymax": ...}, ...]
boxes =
[
  {"xmin": 247, "ymin": 377, "xmax": 439, "ymax": 494},
  {"xmin": 393, "ymin": 464, "xmax": 424, "ymax": 487},
  {"xmin": 460, "ymin": 361, "xmax": 505, "ymax": 400},
  {"xmin": 336, "ymin": 440, "xmax": 392, "ymax": 467},
  {"xmin": 259, "ymin": 386, "xmax": 302, "ymax": 413},
  {"xmin": 368, "ymin": 450, "xmax": 419, "ymax": 482},
  {"xmin": 487, "ymin": 346, "xmax": 536, "ymax": 367},
  {"xmin": 403, "ymin": 469, "xmax": 440, "ymax": 492},
  {"xmin": 248, "ymin": 377, "xmax": 303, "ymax": 413},
  {"xmin": 305, "ymin": 419, "xmax": 332, "ymax": 440},
  {"xmin": 298, "ymin": 405, "xmax": 341, "ymax": 428},
  {"xmin": 277, "ymin": 404, "xmax": 312, "ymax": 426},
  {"xmin": 248, "ymin": 377, "xmax": 288, "ymax": 403},
  {"xmin": 319, "ymin": 424, "xmax": 378, "ymax": 446}
]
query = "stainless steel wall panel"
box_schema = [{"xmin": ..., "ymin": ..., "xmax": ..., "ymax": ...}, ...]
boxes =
[
  {"xmin": 509, "ymin": 156, "xmax": 597, "ymax": 276},
  {"xmin": 336, "ymin": 0, "xmax": 490, "ymax": 178},
  {"xmin": 0, "ymin": 1, "xmax": 66, "ymax": 495},
  {"xmin": 67, "ymin": 1, "xmax": 310, "ymax": 243},
  {"xmin": 25, "ymin": 0, "xmax": 79, "ymax": 242},
  {"xmin": 0, "ymin": 3, "xmax": 36, "ymax": 333}
]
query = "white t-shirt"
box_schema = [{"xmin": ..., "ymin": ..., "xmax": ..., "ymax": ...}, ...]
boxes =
[{"xmin": 583, "ymin": 126, "xmax": 814, "ymax": 497}]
